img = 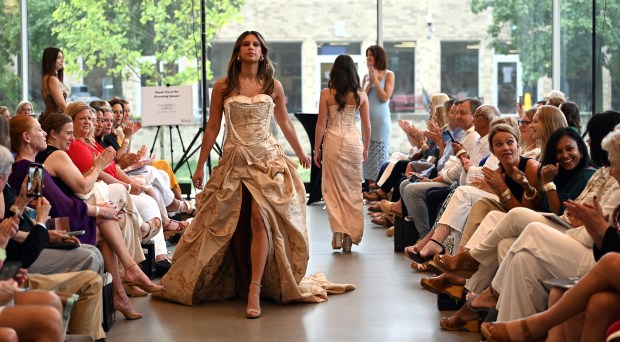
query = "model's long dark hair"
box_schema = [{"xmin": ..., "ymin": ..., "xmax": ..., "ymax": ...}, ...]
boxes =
[
  {"xmin": 42, "ymin": 47, "xmax": 64, "ymax": 82},
  {"xmin": 328, "ymin": 55, "xmax": 361, "ymax": 112},
  {"xmin": 540, "ymin": 127, "xmax": 591, "ymax": 185},
  {"xmin": 224, "ymin": 31, "xmax": 274, "ymax": 98}
]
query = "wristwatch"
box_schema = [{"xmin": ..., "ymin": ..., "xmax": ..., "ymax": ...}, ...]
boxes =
[{"xmin": 500, "ymin": 188, "xmax": 512, "ymax": 201}]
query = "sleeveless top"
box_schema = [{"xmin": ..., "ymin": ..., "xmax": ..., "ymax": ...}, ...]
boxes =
[
  {"xmin": 35, "ymin": 146, "xmax": 75, "ymax": 197},
  {"xmin": 42, "ymin": 75, "xmax": 69, "ymax": 116},
  {"xmin": 500, "ymin": 156, "xmax": 531, "ymax": 201}
]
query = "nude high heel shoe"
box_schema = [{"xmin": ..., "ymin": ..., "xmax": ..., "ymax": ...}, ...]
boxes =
[
  {"xmin": 246, "ymin": 282, "xmax": 262, "ymax": 319},
  {"xmin": 114, "ymin": 291, "xmax": 143, "ymax": 320}
]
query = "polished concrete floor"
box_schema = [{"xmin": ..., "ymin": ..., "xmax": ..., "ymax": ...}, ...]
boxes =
[{"xmin": 106, "ymin": 203, "xmax": 480, "ymax": 342}]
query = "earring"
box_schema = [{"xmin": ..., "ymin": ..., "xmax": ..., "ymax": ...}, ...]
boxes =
[
  {"xmin": 260, "ymin": 56, "xmax": 264, "ymax": 62},
  {"xmin": 236, "ymin": 56, "xmax": 241, "ymax": 61}
]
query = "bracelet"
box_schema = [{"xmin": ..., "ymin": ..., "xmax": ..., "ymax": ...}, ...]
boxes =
[
  {"xmin": 543, "ymin": 182, "xmax": 557, "ymax": 192},
  {"xmin": 126, "ymin": 183, "xmax": 132, "ymax": 193},
  {"xmin": 523, "ymin": 188, "xmax": 538, "ymax": 201},
  {"xmin": 0, "ymin": 248, "xmax": 6, "ymax": 262},
  {"xmin": 95, "ymin": 206, "xmax": 100, "ymax": 217},
  {"xmin": 9, "ymin": 205, "xmax": 23, "ymax": 217},
  {"xmin": 456, "ymin": 150, "xmax": 468, "ymax": 157},
  {"xmin": 421, "ymin": 143, "xmax": 429, "ymax": 151}
]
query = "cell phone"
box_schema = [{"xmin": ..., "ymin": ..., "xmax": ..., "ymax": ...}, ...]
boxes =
[
  {"xmin": 446, "ymin": 130, "xmax": 456, "ymax": 143},
  {"xmin": 0, "ymin": 261, "xmax": 21, "ymax": 281},
  {"xmin": 27, "ymin": 162, "xmax": 44, "ymax": 198},
  {"xmin": 65, "ymin": 230, "xmax": 86, "ymax": 237},
  {"xmin": 518, "ymin": 95, "xmax": 523, "ymax": 105}
]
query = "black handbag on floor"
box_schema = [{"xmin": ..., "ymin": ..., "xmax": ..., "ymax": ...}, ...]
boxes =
[
  {"xmin": 102, "ymin": 274, "xmax": 114, "ymax": 332},
  {"xmin": 393, "ymin": 216, "xmax": 419, "ymax": 252}
]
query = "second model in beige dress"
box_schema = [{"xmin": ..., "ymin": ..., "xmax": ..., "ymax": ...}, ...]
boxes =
[{"xmin": 322, "ymin": 104, "xmax": 364, "ymax": 244}]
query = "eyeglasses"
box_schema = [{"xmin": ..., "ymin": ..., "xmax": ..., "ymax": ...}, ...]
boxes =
[
  {"xmin": 98, "ymin": 118, "xmax": 114, "ymax": 123},
  {"xmin": 473, "ymin": 114, "xmax": 487, "ymax": 120},
  {"xmin": 518, "ymin": 120, "xmax": 532, "ymax": 127}
]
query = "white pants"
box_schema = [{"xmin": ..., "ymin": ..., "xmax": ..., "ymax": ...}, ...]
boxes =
[
  {"xmin": 465, "ymin": 207, "xmax": 565, "ymax": 293},
  {"xmin": 132, "ymin": 193, "xmax": 168, "ymax": 258},
  {"xmin": 491, "ymin": 222, "xmax": 594, "ymax": 321},
  {"xmin": 438, "ymin": 185, "xmax": 498, "ymax": 234}
]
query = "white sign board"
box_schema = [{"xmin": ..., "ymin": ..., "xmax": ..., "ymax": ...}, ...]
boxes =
[{"xmin": 141, "ymin": 86, "xmax": 194, "ymax": 126}]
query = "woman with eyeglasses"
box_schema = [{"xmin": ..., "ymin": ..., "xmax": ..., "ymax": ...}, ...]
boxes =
[{"xmin": 518, "ymin": 108, "xmax": 539, "ymax": 159}]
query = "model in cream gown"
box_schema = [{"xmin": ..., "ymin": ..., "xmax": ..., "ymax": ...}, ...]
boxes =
[{"xmin": 155, "ymin": 94, "xmax": 354, "ymax": 306}]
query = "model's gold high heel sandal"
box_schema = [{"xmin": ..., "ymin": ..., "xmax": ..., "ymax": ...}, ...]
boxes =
[{"xmin": 246, "ymin": 282, "xmax": 262, "ymax": 319}]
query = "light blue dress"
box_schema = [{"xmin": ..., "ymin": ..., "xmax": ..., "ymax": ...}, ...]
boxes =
[{"xmin": 363, "ymin": 70, "xmax": 392, "ymax": 180}]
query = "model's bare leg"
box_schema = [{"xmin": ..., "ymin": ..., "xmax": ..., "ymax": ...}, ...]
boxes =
[
  {"xmin": 232, "ymin": 186, "xmax": 252, "ymax": 298},
  {"xmin": 247, "ymin": 199, "xmax": 268, "ymax": 318}
]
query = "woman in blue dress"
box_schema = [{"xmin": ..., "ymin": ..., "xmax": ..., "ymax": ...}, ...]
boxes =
[{"xmin": 362, "ymin": 45, "xmax": 395, "ymax": 189}]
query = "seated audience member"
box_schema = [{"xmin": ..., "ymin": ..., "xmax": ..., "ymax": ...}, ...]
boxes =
[
  {"xmin": 393, "ymin": 98, "xmax": 481, "ymax": 238},
  {"xmin": 15, "ymin": 101, "xmax": 34, "ymax": 117},
  {"xmin": 559, "ymin": 100, "xmax": 582, "ymax": 134},
  {"xmin": 0, "ymin": 144, "xmax": 104, "ymax": 340},
  {"xmin": 369, "ymin": 100, "xmax": 464, "ymax": 230},
  {"xmin": 517, "ymin": 108, "xmax": 539, "ymax": 159},
  {"xmin": 408, "ymin": 117, "xmax": 542, "ymax": 265},
  {"xmin": 0, "ymin": 107, "xmax": 11, "ymax": 119},
  {"xmin": 1, "ymin": 115, "xmax": 104, "ymax": 275},
  {"xmin": 65, "ymin": 104, "xmax": 183, "ymax": 274},
  {"xmin": 481, "ymin": 124, "xmax": 620, "ymax": 341},
  {"xmin": 9, "ymin": 115, "xmax": 163, "ymax": 322},
  {"xmin": 434, "ymin": 112, "xmax": 620, "ymax": 332},
  {"xmin": 38, "ymin": 112, "xmax": 150, "ymax": 250}
]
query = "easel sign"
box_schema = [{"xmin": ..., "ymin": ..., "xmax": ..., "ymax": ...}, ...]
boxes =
[{"xmin": 141, "ymin": 85, "xmax": 194, "ymax": 126}]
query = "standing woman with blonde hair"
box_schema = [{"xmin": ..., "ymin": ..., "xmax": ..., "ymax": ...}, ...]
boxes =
[
  {"xmin": 40, "ymin": 47, "xmax": 69, "ymax": 117},
  {"xmin": 362, "ymin": 45, "xmax": 395, "ymax": 189}
]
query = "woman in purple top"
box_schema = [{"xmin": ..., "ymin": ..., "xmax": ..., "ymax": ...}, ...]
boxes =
[{"xmin": 8, "ymin": 115, "xmax": 163, "ymax": 320}]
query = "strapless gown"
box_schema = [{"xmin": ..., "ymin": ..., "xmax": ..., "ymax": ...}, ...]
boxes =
[
  {"xmin": 155, "ymin": 94, "xmax": 354, "ymax": 305},
  {"xmin": 321, "ymin": 104, "xmax": 364, "ymax": 243}
]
